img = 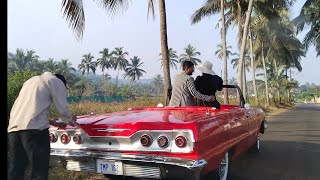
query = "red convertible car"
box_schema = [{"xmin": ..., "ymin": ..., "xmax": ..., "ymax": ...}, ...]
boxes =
[{"xmin": 50, "ymin": 85, "xmax": 267, "ymax": 180}]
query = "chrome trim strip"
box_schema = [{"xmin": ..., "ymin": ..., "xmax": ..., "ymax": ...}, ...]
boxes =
[
  {"xmin": 92, "ymin": 128, "xmax": 129, "ymax": 132},
  {"xmin": 124, "ymin": 164, "xmax": 161, "ymax": 179},
  {"xmin": 51, "ymin": 149, "xmax": 207, "ymax": 169}
]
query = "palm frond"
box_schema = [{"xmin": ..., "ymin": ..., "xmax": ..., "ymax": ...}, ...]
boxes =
[
  {"xmin": 96, "ymin": 0, "xmax": 130, "ymax": 18},
  {"xmin": 61, "ymin": 0, "xmax": 85, "ymax": 39},
  {"xmin": 147, "ymin": 0, "xmax": 155, "ymax": 20},
  {"xmin": 191, "ymin": 0, "xmax": 220, "ymax": 24}
]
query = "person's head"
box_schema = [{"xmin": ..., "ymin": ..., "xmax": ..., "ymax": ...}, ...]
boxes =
[
  {"xmin": 197, "ymin": 61, "xmax": 215, "ymax": 76},
  {"xmin": 182, "ymin": 60, "xmax": 195, "ymax": 75},
  {"xmin": 55, "ymin": 74, "xmax": 67, "ymax": 88}
]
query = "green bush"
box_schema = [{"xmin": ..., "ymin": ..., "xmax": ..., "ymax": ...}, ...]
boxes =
[{"xmin": 7, "ymin": 71, "xmax": 38, "ymax": 118}]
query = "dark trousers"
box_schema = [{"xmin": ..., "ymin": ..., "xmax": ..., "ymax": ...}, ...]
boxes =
[{"xmin": 8, "ymin": 129, "xmax": 50, "ymax": 180}]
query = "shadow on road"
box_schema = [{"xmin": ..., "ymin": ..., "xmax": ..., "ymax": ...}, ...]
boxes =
[{"xmin": 228, "ymin": 141, "xmax": 320, "ymax": 180}]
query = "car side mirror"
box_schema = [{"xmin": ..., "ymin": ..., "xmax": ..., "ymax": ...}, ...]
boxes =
[{"xmin": 244, "ymin": 103, "xmax": 251, "ymax": 109}]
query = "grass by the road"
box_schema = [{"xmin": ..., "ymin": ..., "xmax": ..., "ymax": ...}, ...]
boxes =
[
  {"xmin": 262, "ymin": 104, "xmax": 295, "ymax": 117},
  {"xmin": 45, "ymin": 99, "xmax": 294, "ymax": 179}
]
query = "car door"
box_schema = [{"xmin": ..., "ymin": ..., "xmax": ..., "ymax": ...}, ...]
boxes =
[
  {"xmin": 246, "ymin": 108, "xmax": 260, "ymax": 147},
  {"xmin": 228, "ymin": 108, "xmax": 249, "ymax": 152}
]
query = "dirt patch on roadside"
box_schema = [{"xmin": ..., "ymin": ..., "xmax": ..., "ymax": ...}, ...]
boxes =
[{"xmin": 263, "ymin": 104, "xmax": 295, "ymax": 118}]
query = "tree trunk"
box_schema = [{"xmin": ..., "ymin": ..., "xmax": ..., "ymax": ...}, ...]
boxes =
[
  {"xmin": 274, "ymin": 59, "xmax": 280, "ymax": 103},
  {"xmin": 159, "ymin": 0, "xmax": 172, "ymax": 105},
  {"xmin": 237, "ymin": 0, "xmax": 254, "ymax": 92},
  {"xmin": 262, "ymin": 42, "xmax": 269, "ymax": 107},
  {"xmin": 220, "ymin": 0, "xmax": 229, "ymax": 104},
  {"xmin": 102, "ymin": 69, "xmax": 105, "ymax": 84},
  {"xmin": 249, "ymin": 26, "xmax": 258, "ymax": 105},
  {"xmin": 236, "ymin": 0, "xmax": 244, "ymax": 47},
  {"xmin": 287, "ymin": 89, "xmax": 290, "ymax": 102},
  {"xmin": 243, "ymin": 62, "xmax": 248, "ymax": 102},
  {"xmin": 116, "ymin": 68, "xmax": 120, "ymax": 86}
]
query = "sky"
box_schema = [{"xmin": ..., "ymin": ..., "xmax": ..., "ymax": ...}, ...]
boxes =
[{"xmin": 8, "ymin": 0, "xmax": 320, "ymax": 85}]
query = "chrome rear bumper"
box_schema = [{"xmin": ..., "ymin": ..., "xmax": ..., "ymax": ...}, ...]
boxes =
[{"xmin": 51, "ymin": 149, "xmax": 206, "ymax": 180}]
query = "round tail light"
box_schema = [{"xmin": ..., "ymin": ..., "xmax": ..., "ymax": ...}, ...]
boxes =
[
  {"xmin": 140, "ymin": 134, "xmax": 153, "ymax": 147},
  {"xmin": 49, "ymin": 133, "xmax": 57, "ymax": 143},
  {"xmin": 175, "ymin": 136, "xmax": 187, "ymax": 148},
  {"xmin": 157, "ymin": 135, "xmax": 169, "ymax": 148},
  {"xmin": 72, "ymin": 134, "xmax": 82, "ymax": 144},
  {"xmin": 61, "ymin": 134, "xmax": 70, "ymax": 144}
]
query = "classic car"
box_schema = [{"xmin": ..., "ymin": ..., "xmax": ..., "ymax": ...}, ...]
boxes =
[{"xmin": 49, "ymin": 85, "xmax": 267, "ymax": 180}]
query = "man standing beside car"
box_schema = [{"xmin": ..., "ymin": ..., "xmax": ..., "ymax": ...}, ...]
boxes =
[
  {"xmin": 169, "ymin": 60, "xmax": 216, "ymax": 106},
  {"xmin": 7, "ymin": 72, "xmax": 79, "ymax": 180}
]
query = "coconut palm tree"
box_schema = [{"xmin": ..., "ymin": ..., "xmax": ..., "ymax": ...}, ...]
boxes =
[
  {"xmin": 248, "ymin": 26, "xmax": 258, "ymax": 105},
  {"xmin": 215, "ymin": 44, "xmax": 236, "ymax": 87},
  {"xmin": 231, "ymin": 52, "xmax": 251, "ymax": 101},
  {"xmin": 112, "ymin": 47, "xmax": 129, "ymax": 85},
  {"xmin": 238, "ymin": 0, "xmax": 290, "ymax": 92},
  {"xmin": 191, "ymin": 0, "xmax": 248, "ymax": 102},
  {"xmin": 252, "ymin": 7, "xmax": 305, "ymax": 106},
  {"xmin": 159, "ymin": 48, "xmax": 179, "ymax": 70},
  {"xmin": 97, "ymin": 48, "xmax": 113, "ymax": 83},
  {"xmin": 124, "ymin": 56, "xmax": 146, "ymax": 82},
  {"xmin": 44, "ymin": 58, "xmax": 58, "ymax": 72},
  {"xmin": 54, "ymin": 59, "xmax": 78, "ymax": 87},
  {"xmin": 231, "ymin": 53, "xmax": 250, "ymax": 71},
  {"xmin": 179, "ymin": 44, "xmax": 202, "ymax": 66},
  {"xmin": 257, "ymin": 62, "xmax": 289, "ymax": 104},
  {"xmin": 215, "ymin": 44, "xmax": 235, "ymax": 60},
  {"xmin": 78, "ymin": 53, "xmax": 96, "ymax": 78},
  {"xmin": 8, "ymin": 49, "xmax": 39, "ymax": 72},
  {"xmin": 220, "ymin": 0, "xmax": 229, "ymax": 104},
  {"xmin": 56, "ymin": 59, "xmax": 77, "ymax": 73},
  {"xmin": 237, "ymin": 0, "xmax": 254, "ymax": 92},
  {"xmin": 60, "ymin": 0, "xmax": 172, "ymax": 102},
  {"xmin": 192, "ymin": 0, "xmax": 293, "ymax": 92},
  {"xmin": 293, "ymin": 0, "xmax": 320, "ymax": 56},
  {"xmin": 229, "ymin": 77, "xmax": 237, "ymax": 85},
  {"xmin": 26, "ymin": 59, "xmax": 47, "ymax": 73},
  {"xmin": 151, "ymin": 74, "xmax": 164, "ymax": 96},
  {"xmin": 191, "ymin": 0, "xmax": 248, "ymax": 47}
]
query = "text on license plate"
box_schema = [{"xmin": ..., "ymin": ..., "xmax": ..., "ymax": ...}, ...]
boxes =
[{"xmin": 96, "ymin": 159, "xmax": 123, "ymax": 175}]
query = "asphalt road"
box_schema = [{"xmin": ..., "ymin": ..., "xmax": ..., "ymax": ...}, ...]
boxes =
[{"xmin": 228, "ymin": 103, "xmax": 320, "ymax": 180}]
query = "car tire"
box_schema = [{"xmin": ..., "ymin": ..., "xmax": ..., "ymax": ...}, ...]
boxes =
[
  {"xmin": 249, "ymin": 134, "xmax": 260, "ymax": 153},
  {"xmin": 210, "ymin": 152, "xmax": 229, "ymax": 180}
]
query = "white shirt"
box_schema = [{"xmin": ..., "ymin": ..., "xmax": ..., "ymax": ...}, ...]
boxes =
[{"xmin": 8, "ymin": 72, "xmax": 72, "ymax": 132}]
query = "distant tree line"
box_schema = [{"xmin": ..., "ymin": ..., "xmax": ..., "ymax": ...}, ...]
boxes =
[{"xmin": 295, "ymin": 83, "xmax": 320, "ymax": 102}]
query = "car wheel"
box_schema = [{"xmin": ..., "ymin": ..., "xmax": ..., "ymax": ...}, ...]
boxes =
[
  {"xmin": 249, "ymin": 134, "xmax": 260, "ymax": 153},
  {"xmin": 209, "ymin": 152, "xmax": 229, "ymax": 180}
]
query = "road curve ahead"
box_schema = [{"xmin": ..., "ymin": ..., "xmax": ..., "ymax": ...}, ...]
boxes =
[{"xmin": 229, "ymin": 103, "xmax": 320, "ymax": 180}]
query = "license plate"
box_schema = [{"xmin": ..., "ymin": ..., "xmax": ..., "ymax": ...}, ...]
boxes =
[{"xmin": 96, "ymin": 159, "xmax": 123, "ymax": 175}]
